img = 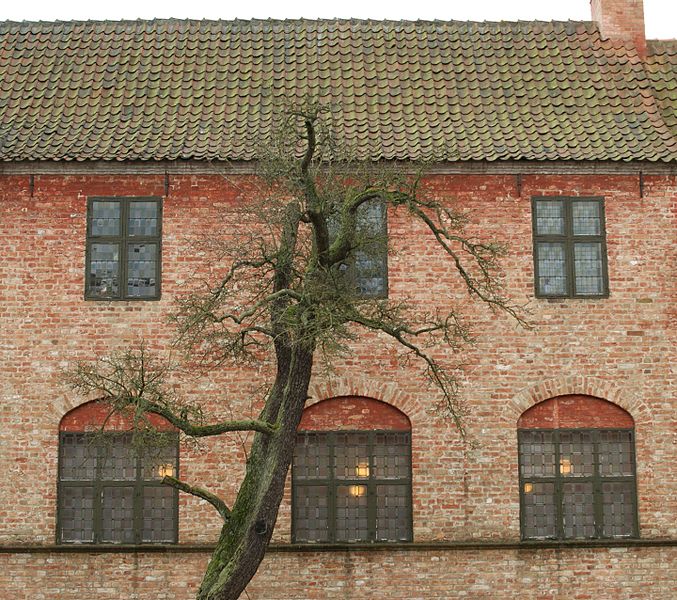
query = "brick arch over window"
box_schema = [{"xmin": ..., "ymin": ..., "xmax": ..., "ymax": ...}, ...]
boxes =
[
  {"xmin": 293, "ymin": 396, "xmax": 412, "ymax": 543},
  {"xmin": 299, "ymin": 395, "xmax": 411, "ymax": 432},
  {"xmin": 60, "ymin": 399, "xmax": 175, "ymax": 432},
  {"xmin": 517, "ymin": 394, "xmax": 638, "ymax": 541},
  {"xmin": 518, "ymin": 394, "xmax": 634, "ymax": 430},
  {"xmin": 57, "ymin": 400, "xmax": 178, "ymax": 545}
]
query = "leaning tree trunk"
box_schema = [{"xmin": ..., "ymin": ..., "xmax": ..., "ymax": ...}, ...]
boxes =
[{"xmin": 197, "ymin": 343, "xmax": 314, "ymax": 600}]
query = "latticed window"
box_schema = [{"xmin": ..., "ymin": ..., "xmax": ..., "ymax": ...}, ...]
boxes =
[
  {"xmin": 517, "ymin": 395, "xmax": 638, "ymax": 540},
  {"xmin": 58, "ymin": 432, "xmax": 178, "ymax": 544},
  {"xmin": 85, "ymin": 197, "xmax": 162, "ymax": 299},
  {"xmin": 532, "ymin": 197, "xmax": 608, "ymax": 298},
  {"xmin": 293, "ymin": 430, "xmax": 412, "ymax": 543},
  {"xmin": 329, "ymin": 199, "xmax": 388, "ymax": 298}
]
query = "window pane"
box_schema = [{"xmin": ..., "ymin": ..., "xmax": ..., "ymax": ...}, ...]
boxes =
[
  {"xmin": 60, "ymin": 486, "xmax": 95, "ymax": 542},
  {"xmin": 535, "ymin": 200, "xmax": 565, "ymax": 235},
  {"xmin": 142, "ymin": 486, "xmax": 176, "ymax": 542},
  {"xmin": 60, "ymin": 433, "xmax": 97, "ymax": 481},
  {"xmin": 294, "ymin": 433, "xmax": 330, "ymax": 480},
  {"xmin": 558, "ymin": 431, "xmax": 595, "ymax": 477},
  {"xmin": 334, "ymin": 432, "xmax": 370, "ymax": 480},
  {"xmin": 88, "ymin": 243, "xmax": 120, "ymax": 297},
  {"xmin": 598, "ymin": 430, "xmax": 634, "ymax": 477},
  {"xmin": 536, "ymin": 242, "xmax": 567, "ymax": 295},
  {"xmin": 574, "ymin": 242, "xmax": 604, "ymax": 295},
  {"xmin": 602, "ymin": 481, "xmax": 636, "ymax": 537},
  {"xmin": 519, "ymin": 430, "xmax": 556, "ymax": 477},
  {"xmin": 373, "ymin": 432, "xmax": 410, "ymax": 479},
  {"xmin": 90, "ymin": 200, "xmax": 121, "ymax": 236},
  {"xmin": 376, "ymin": 484, "xmax": 410, "ymax": 541},
  {"xmin": 335, "ymin": 485, "xmax": 369, "ymax": 542},
  {"xmin": 101, "ymin": 486, "xmax": 135, "ymax": 543},
  {"xmin": 126, "ymin": 243, "xmax": 158, "ymax": 297},
  {"xmin": 294, "ymin": 485, "xmax": 329, "ymax": 543},
  {"xmin": 143, "ymin": 438, "xmax": 178, "ymax": 480},
  {"xmin": 572, "ymin": 201, "xmax": 601, "ymax": 235},
  {"xmin": 522, "ymin": 481, "xmax": 556, "ymax": 539},
  {"xmin": 128, "ymin": 201, "xmax": 159, "ymax": 236},
  {"xmin": 99, "ymin": 435, "xmax": 136, "ymax": 481},
  {"xmin": 562, "ymin": 481, "xmax": 595, "ymax": 538}
]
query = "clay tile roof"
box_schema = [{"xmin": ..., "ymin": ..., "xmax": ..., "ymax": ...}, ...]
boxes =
[{"xmin": 0, "ymin": 18, "xmax": 676, "ymax": 162}]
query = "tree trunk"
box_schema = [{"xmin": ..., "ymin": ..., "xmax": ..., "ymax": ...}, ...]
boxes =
[{"xmin": 196, "ymin": 343, "xmax": 314, "ymax": 600}]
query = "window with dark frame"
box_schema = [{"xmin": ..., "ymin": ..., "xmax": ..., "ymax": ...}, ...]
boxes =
[
  {"xmin": 86, "ymin": 197, "xmax": 162, "ymax": 300},
  {"xmin": 518, "ymin": 428, "xmax": 638, "ymax": 540},
  {"xmin": 293, "ymin": 431, "xmax": 412, "ymax": 543},
  {"xmin": 329, "ymin": 199, "xmax": 388, "ymax": 298},
  {"xmin": 57, "ymin": 432, "xmax": 178, "ymax": 544},
  {"xmin": 532, "ymin": 197, "xmax": 608, "ymax": 298}
]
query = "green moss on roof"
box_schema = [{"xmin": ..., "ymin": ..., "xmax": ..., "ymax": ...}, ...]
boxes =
[{"xmin": 0, "ymin": 18, "xmax": 676, "ymax": 162}]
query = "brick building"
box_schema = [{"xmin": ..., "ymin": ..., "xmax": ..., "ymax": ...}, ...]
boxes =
[{"xmin": 0, "ymin": 0, "xmax": 676, "ymax": 598}]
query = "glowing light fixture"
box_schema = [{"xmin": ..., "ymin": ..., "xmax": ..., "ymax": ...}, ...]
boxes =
[
  {"xmin": 349, "ymin": 485, "xmax": 367, "ymax": 498},
  {"xmin": 559, "ymin": 458, "xmax": 572, "ymax": 475},
  {"xmin": 524, "ymin": 483, "xmax": 533, "ymax": 494},
  {"xmin": 355, "ymin": 462, "xmax": 370, "ymax": 478},
  {"xmin": 157, "ymin": 464, "xmax": 175, "ymax": 478}
]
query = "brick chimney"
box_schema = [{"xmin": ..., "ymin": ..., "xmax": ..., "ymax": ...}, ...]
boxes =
[{"xmin": 591, "ymin": 0, "xmax": 647, "ymax": 59}]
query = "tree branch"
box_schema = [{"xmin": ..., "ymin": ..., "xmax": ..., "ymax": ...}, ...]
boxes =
[{"xmin": 162, "ymin": 476, "xmax": 231, "ymax": 521}]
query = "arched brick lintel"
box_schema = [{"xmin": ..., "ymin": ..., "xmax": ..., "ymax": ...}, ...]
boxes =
[
  {"xmin": 504, "ymin": 376, "xmax": 652, "ymax": 427},
  {"xmin": 299, "ymin": 396, "xmax": 411, "ymax": 431},
  {"xmin": 59, "ymin": 399, "xmax": 174, "ymax": 432}
]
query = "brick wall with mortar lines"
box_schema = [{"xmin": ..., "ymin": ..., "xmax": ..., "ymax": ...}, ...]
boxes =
[{"xmin": 0, "ymin": 171, "xmax": 674, "ymax": 596}]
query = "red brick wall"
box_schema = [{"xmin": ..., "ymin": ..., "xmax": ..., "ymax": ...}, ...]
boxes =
[
  {"xmin": 0, "ymin": 169, "xmax": 675, "ymax": 597},
  {"xmin": 591, "ymin": 0, "xmax": 647, "ymax": 58},
  {"xmin": 60, "ymin": 399, "xmax": 175, "ymax": 431}
]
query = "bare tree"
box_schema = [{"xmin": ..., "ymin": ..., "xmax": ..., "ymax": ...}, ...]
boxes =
[{"xmin": 66, "ymin": 103, "xmax": 523, "ymax": 600}]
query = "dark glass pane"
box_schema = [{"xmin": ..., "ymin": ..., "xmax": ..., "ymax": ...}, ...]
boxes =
[
  {"xmin": 294, "ymin": 433, "xmax": 330, "ymax": 480},
  {"xmin": 574, "ymin": 242, "xmax": 604, "ymax": 295},
  {"xmin": 522, "ymin": 481, "xmax": 557, "ymax": 539},
  {"xmin": 88, "ymin": 243, "xmax": 120, "ymax": 297},
  {"xmin": 142, "ymin": 486, "xmax": 176, "ymax": 542},
  {"xmin": 376, "ymin": 484, "xmax": 410, "ymax": 541},
  {"xmin": 598, "ymin": 430, "xmax": 634, "ymax": 477},
  {"xmin": 572, "ymin": 201, "xmax": 601, "ymax": 236},
  {"xmin": 101, "ymin": 486, "xmax": 135, "ymax": 543},
  {"xmin": 353, "ymin": 200, "xmax": 387, "ymax": 297},
  {"xmin": 562, "ymin": 481, "xmax": 595, "ymax": 538},
  {"xmin": 535, "ymin": 200, "xmax": 565, "ymax": 235},
  {"xmin": 293, "ymin": 485, "xmax": 329, "ymax": 543},
  {"xmin": 128, "ymin": 201, "xmax": 159, "ymax": 236},
  {"xmin": 334, "ymin": 432, "xmax": 370, "ymax": 480},
  {"xmin": 143, "ymin": 438, "xmax": 178, "ymax": 481},
  {"xmin": 90, "ymin": 200, "xmax": 121, "ymax": 236},
  {"xmin": 99, "ymin": 435, "xmax": 136, "ymax": 481},
  {"xmin": 335, "ymin": 485, "xmax": 369, "ymax": 542},
  {"xmin": 60, "ymin": 433, "xmax": 97, "ymax": 481},
  {"xmin": 536, "ymin": 242, "xmax": 566, "ymax": 295},
  {"xmin": 60, "ymin": 486, "xmax": 95, "ymax": 542},
  {"xmin": 373, "ymin": 432, "xmax": 410, "ymax": 479},
  {"xmin": 558, "ymin": 431, "xmax": 594, "ymax": 477},
  {"xmin": 126, "ymin": 243, "xmax": 157, "ymax": 298},
  {"xmin": 519, "ymin": 430, "xmax": 556, "ymax": 477},
  {"xmin": 601, "ymin": 481, "xmax": 636, "ymax": 537}
]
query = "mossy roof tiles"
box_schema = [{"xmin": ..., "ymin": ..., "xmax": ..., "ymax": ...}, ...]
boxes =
[{"xmin": 0, "ymin": 18, "xmax": 676, "ymax": 162}]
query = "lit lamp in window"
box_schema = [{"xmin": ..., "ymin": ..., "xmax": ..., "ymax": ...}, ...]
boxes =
[
  {"xmin": 349, "ymin": 485, "xmax": 367, "ymax": 497},
  {"xmin": 157, "ymin": 464, "xmax": 175, "ymax": 478},
  {"xmin": 355, "ymin": 462, "xmax": 369, "ymax": 478},
  {"xmin": 559, "ymin": 458, "xmax": 572, "ymax": 475},
  {"xmin": 524, "ymin": 483, "xmax": 533, "ymax": 494}
]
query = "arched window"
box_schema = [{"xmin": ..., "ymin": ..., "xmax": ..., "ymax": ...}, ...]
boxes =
[
  {"xmin": 518, "ymin": 394, "xmax": 638, "ymax": 540},
  {"xmin": 58, "ymin": 401, "xmax": 178, "ymax": 544},
  {"xmin": 292, "ymin": 396, "xmax": 412, "ymax": 543}
]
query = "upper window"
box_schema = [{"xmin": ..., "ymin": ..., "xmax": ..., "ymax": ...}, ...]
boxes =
[
  {"xmin": 292, "ymin": 397, "xmax": 411, "ymax": 543},
  {"xmin": 57, "ymin": 402, "xmax": 178, "ymax": 544},
  {"xmin": 86, "ymin": 197, "xmax": 162, "ymax": 300},
  {"xmin": 518, "ymin": 395, "xmax": 638, "ymax": 541},
  {"xmin": 532, "ymin": 197, "xmax": 608, "ymax": 298},
  {"xmin": 330, "ymin": 200, "xmax": 388, "ymax": 298}
]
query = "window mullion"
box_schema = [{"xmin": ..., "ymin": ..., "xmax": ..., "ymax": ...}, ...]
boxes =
[
  {"xmin": 328, "ymin": 432, "xmax": 337, "ymax": 543},
  {"xmin": 554, "ymin": 431, "xmax": 565, "ymax": 539},
  {"xmin": 565, "ymin": 201, "xmax": 576, "ymax": 297}
]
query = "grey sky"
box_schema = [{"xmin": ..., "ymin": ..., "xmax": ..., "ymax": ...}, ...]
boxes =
[{"xmin": 1, "ymin": 0, "xmax": 674, "ymax": 39}]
